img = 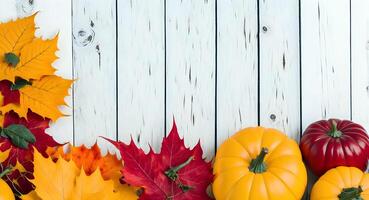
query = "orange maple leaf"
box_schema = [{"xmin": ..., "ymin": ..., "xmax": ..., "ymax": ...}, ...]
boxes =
[
  {"xmin": 47, "ymin": 143, "xmax": 122, "ymax": 180},
  {"xmin": 0, "ymin": 14, "xmax": 57, "ymax": 82}
]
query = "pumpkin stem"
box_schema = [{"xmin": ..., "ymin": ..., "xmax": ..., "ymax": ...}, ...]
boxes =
[
  {"xmin": 249, "ymin": 147, "xmax": 268, "ymax": 173},
  {"xmin": 338, "ymin": 186, "xmax": 363, "ymax": 200},
  {"xmin": 165, "ymin": 156, "xmax": 194, "ymax": 181},
  {"xmin": 0, "ymin": 167, "xmax": 12, "ymax": 178},
  {"xmin": 327, "ymin": 120, "xmax": 343, "ymax": 138},
  {"xmin": 4, "ymin": 52, "xmax": 20, "ymax": 67}
]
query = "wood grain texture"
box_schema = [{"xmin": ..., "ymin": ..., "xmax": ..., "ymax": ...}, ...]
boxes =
[
  {"xmin": 72, "ymin": 0, "xmax": 117, "ymax": 150},
  {"xmin": 117, "ymin": 0, "xmax": 165, "ymax": 152},
  {"xmin": 166, "ymin": 0, "xmax": 216, "ymax": 158},
  {"xmin": 0, "ymin": 0, "xmax": 17, "ymax": 22},
  {"xmin": 301, "ymin": 0, "xmax": 351, "ymax": 198},
  {"xmin": 259, "ymin": 0, "xmax": 300, "ymax": 140},
  {"xmin": 301, "ymin": 0, "xmax": 351, "ymax": 128},
  {"xmin": 0, "ymin": 0, "xmax": 74, "ymax": 144},
  {"xmin": 216, "ymin": 0, "xmax": 258, "ymax": 147},
  {"xmin": 352, "ymin": 0, "xmax": 369, "ymax": 132}
]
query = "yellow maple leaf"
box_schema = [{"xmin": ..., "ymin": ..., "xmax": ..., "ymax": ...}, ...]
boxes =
[
  {"xmin": 22, "ymin": 150, "xmax": 137, "ymax": 200},
  {"xmin": 0, "ymin": 75, "xmax": 73, "ymax": 121},
  {"xmin": 0, "ymin": 14, "xmax": 57, "ymax": 82},
  {"xmin": 46, "ymin": 143, "xmax": 137, "ymax": 199}
]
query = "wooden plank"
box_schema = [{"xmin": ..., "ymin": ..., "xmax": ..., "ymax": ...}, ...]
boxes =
[
  {"xmin": 117, "ymin": 0, "xmax": 165, "ymax": 152},
  {"xmin": 301, "ymin": 0, "xmax": 351, "ymax": 198},
  {"xmin": 217, "ymin": 0, "xmax": 258, "ymax": 147},
  {"xmin": 301, "ymin": 0, "xmax": 350, "ymax": 128},
  {"xmin": 352, "ymin": 0, "xmax": 369, "ymax": 132},
  {"xmin": 0, "ymin": 0, "xmax": 74, "ymax": 144},
  {"xmin": 0, "ymin": 0, "xmax": 17, "ymax": 22},
  {"xmin": 259, "ymin": 0, "xmax": 300, "ymax": 140},
  {"xmin": 72, "ymin": 0, "xmax": 116, "ymax": 150},
  {"xmin": 166, "ymin": 0, "xmax": 215, "ymax": 158}
]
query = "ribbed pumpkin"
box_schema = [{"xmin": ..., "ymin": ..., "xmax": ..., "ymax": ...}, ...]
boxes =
[
  {"xmin": 300, "ymin": 119, "xmax": 369, "ymax": 176},
  {"xmin": 311, "ymin": 166, "xmax": 369, "ymax": 200},
  {"xmin": 213, "ymin": 127, "xmax": 307, "ymax": 200}
]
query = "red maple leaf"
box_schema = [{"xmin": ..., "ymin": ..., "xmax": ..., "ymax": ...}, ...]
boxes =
[
  {"xmin": 0, "ymin": 80, "xmax": 20, "ymax": 105},
  {"xmin": 106, "ymin": 121, "xmax": 213, "ymax": 200},
  {"xmin": 0, "ymin": 110, "xmax": 61, "ymax": 195}
]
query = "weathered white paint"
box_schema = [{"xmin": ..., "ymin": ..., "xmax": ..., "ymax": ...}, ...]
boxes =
[
  {"xmin": 217, "ymin": 0, "xmax": 258, "ymax": 147},
  {"xmin": 72, "ymin": 0, "xmax": 117, "ymax": 150},
  {"xmin": 0, "ymin": 0, "xmax": 17, "ymax": 22},
  {"xmin": 301, "ymin": 0, "xmax": 351, "ymax": 198},
  {"xmin": 0, "ymin": 0, "xmax": 74, "ymax": 144},
  {"xmin": 352, "ymin": 0, "xmax": 369, "ymax": 132},
  {"xmin": 301, "ymin": 0, "xmax": 351, "ymax": 128},
  {"xmin": 117, "ymin": 0, "xmax": 165, "ymax": 152},
  {"xmin": 166, "ymin": 0, "xmax": 216, "ymax": 158},
  {"xmin": 259, "ymin": 0, "xmax": 300, "ymax": 140}
]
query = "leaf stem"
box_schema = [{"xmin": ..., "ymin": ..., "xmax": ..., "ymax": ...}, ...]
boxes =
[
  {"xmin": 165, "ymin": 156, "xmax": 194, "ymax": 181},
  {"xmin": 0, "ymin": 167, "xmax": 12, "ymax": 178}
]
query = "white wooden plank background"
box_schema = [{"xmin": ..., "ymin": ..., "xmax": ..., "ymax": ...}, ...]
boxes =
[
  {"xmin": 217, "ymin": 0, "xmax": 258, "ymax": 148},
  {"xmin": 118, "ymin": 0, "xmax": 165, "ymax": 153},
  {"xmin": 72, "ymin": 0, "xmax": 117, "ymax": 151},
  {"xmin": 166, "ymin": 0, "xmax": 216, "ymax": 158},
  {"xmin": 259, "ymin": 0, "xmax": 300, "ymax": 140},
  {"xmin": 352, "ymin": 0, "xmax": 369, "ymax": 132},
  {"xmin": 1, "ymin": 0, "xmax": 369, "ymax": 198}
]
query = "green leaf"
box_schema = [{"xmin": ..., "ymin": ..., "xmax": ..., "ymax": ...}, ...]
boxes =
[
  {"xmin": 4, "ymin": 52, "xmax": 20, "ymax": 67},
  {"xmin": 11, "ymin": 79, "xmax": 31, "ymax": 90},
  {"xmin": 2, "ymin": 124, "xmax": 36, "ymax": 149}
]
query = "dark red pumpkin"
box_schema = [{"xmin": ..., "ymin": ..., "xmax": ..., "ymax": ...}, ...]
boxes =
[{"xmin": 300, "ymin": 119, "xmax": 369, "ymax": 176}]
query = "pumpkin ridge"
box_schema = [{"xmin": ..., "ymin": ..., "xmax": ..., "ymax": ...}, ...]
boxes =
[
  {"xmin": 261, "ymin": 173, "xmax": 272, "ymax": 200},
  {"xmin": 214, "ymin": 166, "xmax": 249, "ymax": 176},
  {"xmin": 311, "ymin": 122, "xmax": 330, "ymax": 131},
  {"xmin": 263, "ymin": 137, "xmax": 292, "ymax": 161},
  {"xmin": 260, "ymin": 129, "xmax": 286, "ymax": 158},
  {"xmin": 341, "ymin": 132, "xmax": 369, "ymax": 146},
  {"xmin": 336, "ymin": 167, "xmax": 351, "ymax": 188},
  {"xmin": 224, "ymin": 174, "xmax": 253, "ymax": 200},
  {"xmin": 336, "ymin": 139, "xmax": 349, "ymax": 167},
  {"xmin": 267, "ymin": 160, "xmax": 301, "ymax": 176},
  {"xmin": 229, "ymin": 137, "xmax": 252, "ymax": 159},
  {"xmin": 321, "ymin": 138, "xmax": 335, "ymax": 172},
  {"xmin": 267, "ymin": 170, "xmax": 298, "ymax": 199},
  {"xmin": 335, "ymin": 120, "xmax": 353, "ymax": 130},
  {"xmin": 325, "ymin": 168, "xmax": 347, "ymax": 188},
  {"xmin": 320, "ymin": 178, "xmax": 344, "ymax": 191},
  {"xmin": 359, "ymin": 173, "xmax": 368, "ymax": 188},
  {"xmin": 348, "ymin": 167, "xmax": 353, "ymax": 187},
  {"xmin": 265, "ymin": 154, "xmax": 301, "ymax": 164}
]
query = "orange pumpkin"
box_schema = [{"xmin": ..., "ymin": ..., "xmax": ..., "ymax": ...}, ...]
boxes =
[{"xmin": 213, "ymin": 127, "xmax": 307, "ymax": 200}]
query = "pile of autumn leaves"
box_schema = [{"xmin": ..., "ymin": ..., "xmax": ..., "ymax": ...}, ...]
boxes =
[{"xmin": 0, "ymin": 15, "xmax": 213, "ymax": 199}]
